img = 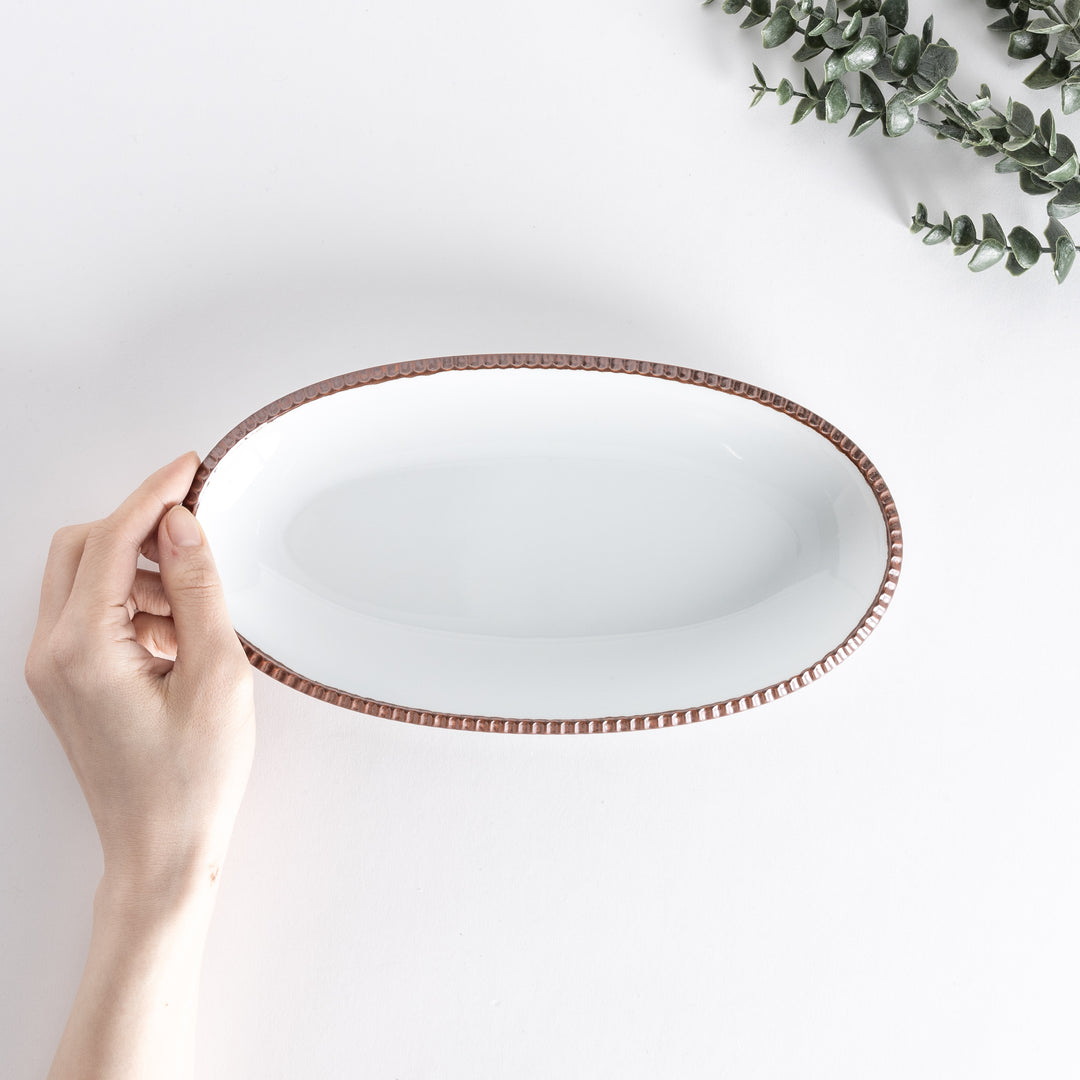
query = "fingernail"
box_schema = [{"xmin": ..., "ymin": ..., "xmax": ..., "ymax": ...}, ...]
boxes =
[{"xmin": 166, "ymin": 505, "xmax": 203, "ymax": 548}]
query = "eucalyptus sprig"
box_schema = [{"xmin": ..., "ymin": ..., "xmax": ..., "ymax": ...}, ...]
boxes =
[
  {"xmin": 985, "ymin": 0, "xmax": 1080, "ymax": 112},
  {"xmin": 708, "ymin": 0, "xmax": 1080, "ymax": 281},
  {"xmin": 911, "ymin": 202, "xmax": 1076, "ymax": 280}
]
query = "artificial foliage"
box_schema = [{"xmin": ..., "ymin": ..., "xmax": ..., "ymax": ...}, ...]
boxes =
[
  {"xmin": 985, "ymin": 0, "xmax": 1080, "ymax": 112},
  {"xmin": 705, "ymin": 0, "xmax": 1079, "ymax": 282}
]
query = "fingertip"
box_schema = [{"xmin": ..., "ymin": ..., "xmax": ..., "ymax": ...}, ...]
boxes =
[
  {"xmin": 161, "ymin": 451, "xmax": 202, "ymax": 508},
  {"xmin": 163, "ymin": 504, "xmax": 204, "ymax": 549},
  {"xmin": 168, "ymin": 449, "xmax": 203, "ymax": 472}
]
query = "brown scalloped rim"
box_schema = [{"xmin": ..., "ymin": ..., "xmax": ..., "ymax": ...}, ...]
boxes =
[{"xmin": 183, "ymin": 353, "xmax": 903, "ymax": 733}]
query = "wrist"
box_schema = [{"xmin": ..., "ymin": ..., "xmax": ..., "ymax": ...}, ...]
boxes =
[{"xmin": 96, "ymin": 850, "xmax": 227, "ymax": 929}]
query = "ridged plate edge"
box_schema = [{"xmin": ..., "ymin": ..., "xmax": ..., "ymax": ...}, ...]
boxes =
[{"xmin": 183, "ymin": 353, "xmax": 903, "ymax": 733}]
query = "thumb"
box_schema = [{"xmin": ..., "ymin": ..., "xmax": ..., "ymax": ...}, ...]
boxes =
[{"xmin": 157, "ymin": 505, "xmax": 244, "ymax": 673}]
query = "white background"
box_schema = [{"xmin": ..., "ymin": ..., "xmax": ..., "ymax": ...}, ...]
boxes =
[{"xmin": 2, "ymin": 1, "xmax": 1078, "ymax": 1077}]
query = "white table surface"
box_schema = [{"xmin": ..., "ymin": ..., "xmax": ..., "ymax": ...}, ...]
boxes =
[{"xmin": 2, "ymin": 2, "xmax": 1078, "ymax": 1076}]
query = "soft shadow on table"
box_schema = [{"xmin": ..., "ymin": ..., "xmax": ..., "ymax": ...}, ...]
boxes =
[
  {"xmin": 90, "ymin": 242, "xmax": 759, "ymax": 453},
  {"xmin": 4, "ymin": 242, "xmax": 764, "ymax": 1075}
]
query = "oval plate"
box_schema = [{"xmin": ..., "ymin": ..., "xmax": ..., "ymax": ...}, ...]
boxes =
[{"xmin": 184, "ymin": 354, "xmax": 902, "ymax": 733}]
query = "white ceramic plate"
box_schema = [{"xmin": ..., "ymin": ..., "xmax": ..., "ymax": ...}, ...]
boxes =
[{"xmin": 185, "ymin": 354, "xmax": 902, "ymax": 733}]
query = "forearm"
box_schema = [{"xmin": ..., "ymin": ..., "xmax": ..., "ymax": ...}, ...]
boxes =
[{"xmin": 48, "ymin": 874, "xmax": 219, "ymax": 1080}]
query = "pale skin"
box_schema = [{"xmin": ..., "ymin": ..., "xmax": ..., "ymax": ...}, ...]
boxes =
[{"xmin": 24, "ymin": 452, "xmax": 256, "ymax": 1080}]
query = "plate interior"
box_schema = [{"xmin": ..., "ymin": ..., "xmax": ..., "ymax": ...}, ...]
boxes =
[{"xmin": 196, "ymin": 367, "xmax": 888, "ymax": 720}]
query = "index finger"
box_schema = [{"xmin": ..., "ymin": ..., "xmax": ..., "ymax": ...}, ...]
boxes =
[
  {"xmin": 33, "ymin": 522, "xmax": 92, "ymax": 635},
  {"xmin": 67, "ymin": 452, "xmax": 202, "ymax": 620}
]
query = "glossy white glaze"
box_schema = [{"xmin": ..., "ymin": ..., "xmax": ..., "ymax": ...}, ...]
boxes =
[{"xmin": 196, "ymin": 367, "xmax": 889, "ymax": 719}]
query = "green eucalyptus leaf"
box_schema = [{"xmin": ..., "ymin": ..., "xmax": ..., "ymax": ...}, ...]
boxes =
[
  {"xmin": 804, "ymin": 69, "xmax": 820, "ymax": 97},
  {"xmin": 792, "ymin": 96, "xmax": 818, "ymax": 122},
  {"xmin": 917, "ymin": 43, "xmax": 959, "ymax": 82},
  {"xmin": 1045, "ymin": 217, "xmax": 1073, "ymax": 247},
  {"xmin": 911, "ymin": 201, "xmax": 929, "ymax": 228},
  {"xmin": 891, "ymin": 34, "xmax": 920, "ymax": 77},
  {"xmin": 1053, "ymin": 234, "xmax": 1076, "ymax": 282},
  {"xmin": 1024, "ymin": 59, "xmax": 1067, "ymax": 89},
  {"xmin": 920, "ymin": 14, "xmax": 933, "ymax": 48},
  {"xmin": 1007, "ymin": 99, "xmax": 1036, "ymax": 136},
  {"xmin": 969, "ymin": 238, "xmax": 1006, "ymax": 271},
  {"xmin": 1003, "ymin": 130, "xmax": 1038, "ymax": 152},
  {"xmin": 807, "ymin": 16, "xmax": 836, "ymax": 37},
  {"xmin": 844, "ymin": 36, "xmax": 883, "ymax": 69},
  {"xmin": 753, "ymin": 63, "xmax": 766, "ymax": 85},
  {"xmin": 1041, "ymin": 109, "xmax": 1056, "ymax": 142},
  {"xmin": 982, "ymin": 213, "xmax": 1007, "ymax": 244},
  {"xmin": 1027, "ymin": 17, "xmax": 1069, "ymax": 33},
  {"xmin": 1019, "ymin": 169, "xmax": 1058, "ymax": 194},
  {"xmin": 869, "ymin": 56, "xmax": 896, "ymax": 81},
  {"xmin": 1065, "ymin": 0, "xmax": 1080, "ymax": 23},
  {"xmin": 740, "ymin": 11, "xmax": 768, "ymax": 27},
  {"xmin": 885, "ymin": 89, "xmax": 916, "ymax": 135},
  {"xmin": 922, "ymin": 224, "xmax": 950, "ymax": 244},
  {"xmin": 825, "ymin": 50, "xmax": 848, "ymax": 80},
  {"xmin": 1008, "ymin": 226, "xmax": 1043, "ymax": 267},
  {"xmin": 1063, "ymin": 79, "xmax": 1080, "ymax": 114},
  {"xmin": 860, "ymin": 70, "xmax": 886, "ymax": 111},
  {"xmin": 1008, "ymin": 30, "xmax": 1043, "ymax": 58},
  {"xmin": 864, "ymin": 14, "xmax": 888, "ymax": 46},
  {"xmin": 1048, "ymin": 177, "xmax": 1080, "ymax": 216},
  {"xmin": 822, "ymin": 24, "xmax": 849, "ymax": 48},
  {"xmin": 792, "ymin": 40, "xmax": 827, "ymax": 60},
  {"xmin": 880, "ymin": 0, "xmax": 907, "ymax": 30},
  {"xmin": 721, "ymin": 0, "xmax": 748, "ymax": 12},
  {"xmin": 910, "ymin": 76, "xmax": 949, "ymax": 105},
  {"xmin": 1005, "ymin": 253, "xmax": 1029, "ymax": 276},
  {"xmin": 988, "ymin": 14, "xmax": 1023, "ymax": 31},
  {"xmin": 751, "ymin": 87, "xmax": 767, "ymax": 106},
  {"xmin": 954, "ymin": 100, "xmax": 981, "ymax": 123},
  {"xmin": 776, "ymin": 77, "xmax": 794, "ymax": 104},
  {"xmin": 952, "ymin": 214, "xmax": 977, "ymax": 247},
  {"xmin": 762, "ymin": 6, "xmax": 799, "ymax": 46},
  {"xmin": 824, "ymin": 78, "xmax": 851, "ymax": 122},
  {"xmin": 1044, "ymin": 154, "xmax": 1079, "ymax": 182},
  {"xmin": 1049, "ymin": 54, "xmax": 1073, "ymax": 78},
  {"xmin": 1009, "ymin": 142, "xmax": 1053, "ymax": 167},
  {"xmin": 849, "ymin": 108, "xmax": 880, "ymax": 135},
  {"xmin": 842, "ymin": 11, "xmax": 863, "ymax": 39},
  {"xmin": 750, "ymin": 0, "xmax": 771, "ymax": 15},
  {"xmin": 1041, "ymin": 109, "xmax": 1057, "ymax": 155},
  {"xmin": 995, "ymin": 156, "xmax": 1026, "ymax": 172},
  {"xmin": 1059, "ymin": 30, "xmax": 1080, "ymax": 58}
]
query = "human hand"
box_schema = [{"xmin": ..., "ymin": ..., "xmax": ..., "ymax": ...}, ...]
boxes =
[{"xmin": 25, "ymin": 452, "xmax": 255, "ymax": 911}]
